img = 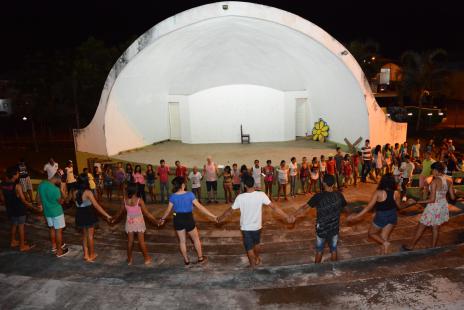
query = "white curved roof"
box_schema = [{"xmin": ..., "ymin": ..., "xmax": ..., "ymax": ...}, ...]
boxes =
[{"xmin": 76, "ymin": 1, "xmax": 406, "ymax": 156}]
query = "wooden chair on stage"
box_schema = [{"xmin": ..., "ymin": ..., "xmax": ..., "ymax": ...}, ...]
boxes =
[{"xmin": 240, "ymin": 125, "xmax": 250, "ymax": 144}]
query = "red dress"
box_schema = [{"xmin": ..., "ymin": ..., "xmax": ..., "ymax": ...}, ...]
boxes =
[{"xmin": 343, "ymin": 161, "xmax": 352, "ymax": 177}]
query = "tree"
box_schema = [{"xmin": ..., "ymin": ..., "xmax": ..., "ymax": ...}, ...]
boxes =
[
  {"xmin": 399, "ymin": 49, "xmax": 448, "ymax": 131},
  {"xmin": 346, "ymin": 40, "xmax": 382, "ymax": 81}
]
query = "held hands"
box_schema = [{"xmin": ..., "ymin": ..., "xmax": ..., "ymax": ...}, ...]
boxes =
[
  {"xmin": 36, "ymin": 204, "xmax": 43, "ymax": 213},
  {"xmin": 287, "ymin": 215, "xmax": 296, "ymax": 224},
  {"xmin": 158, "ymin": 218, "xmax": 166, "ymax": 227}
]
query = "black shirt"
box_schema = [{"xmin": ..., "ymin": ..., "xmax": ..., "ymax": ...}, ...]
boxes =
[
  {"xmin": 308, "ymin": 191, "xmax": 347, "ymax": 239},
  {"xmin": 0, "ymin": 181, "xmax": 26, "ymax": 218}
]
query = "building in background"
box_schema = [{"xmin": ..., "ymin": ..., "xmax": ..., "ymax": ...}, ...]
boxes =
[{"xmin": 75, "ymin": 1, "xmax": 406, "ymax": 158}]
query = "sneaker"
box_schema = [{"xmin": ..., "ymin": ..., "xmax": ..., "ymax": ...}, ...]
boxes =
[{"xmin": 56, "ymin": 248, "xmax": 69, "ymax": 258}]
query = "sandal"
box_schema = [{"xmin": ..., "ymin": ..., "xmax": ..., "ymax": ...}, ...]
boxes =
[
  {"xmin": 197, "ymin": 256, "xmax": 208, "ymax": 264},
  {"xmin": 184, "ymin": 260, "xmax": 190, "ymax": 266}
]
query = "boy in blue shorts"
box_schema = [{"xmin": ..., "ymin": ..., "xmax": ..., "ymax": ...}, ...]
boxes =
[
  {"xmin": 218, "ymin": 175, "xmax": 293, "ymax": 268},
  {"xmin": 293, "ymin": 174, "xmax": 348, "ymax": 263}
]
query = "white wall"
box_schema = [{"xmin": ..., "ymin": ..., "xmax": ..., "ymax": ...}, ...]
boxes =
[
  {"xmin": 186, "ymin": 84, "xmax": 291, "ymax": 143},
  {"xmin": 76, "ymin": 2, "xmax": 406, "ymax": 156}
]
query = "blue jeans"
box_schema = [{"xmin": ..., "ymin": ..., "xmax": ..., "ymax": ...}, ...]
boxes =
[
  {"xmin": 290, "ymin": 175, "xmax": 297, "ymax": 196},
  {"xmin": 361, "ymin": 160, "xmax": 372, "ymax": 182},
  {"xmin": 315, "ymin": 234, "xmax": 338, "ymax": 253},
  {"xmin": 160, "ymin": 182, "xmax": 169, "ymax": 203}
]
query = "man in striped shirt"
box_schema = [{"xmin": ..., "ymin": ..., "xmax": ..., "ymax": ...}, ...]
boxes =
[{"xmin": 361, "ymin": 139, "xmax": 372, "ymax": 183}]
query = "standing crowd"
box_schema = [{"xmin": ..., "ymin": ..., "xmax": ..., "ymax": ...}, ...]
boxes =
[{"xmin": 1, "ymin": 138, "xmax": 463, "ymax": 268}]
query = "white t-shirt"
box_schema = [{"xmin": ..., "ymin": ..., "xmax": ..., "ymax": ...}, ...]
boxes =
[
  {"xmin": 251, "ymin": 166, "xmax": 262, "ymax": 186},
  {"xmin": 188, "ymin": 171, "xmax": 202, "ymax": 189},
  {"xmin": 232, "ymin": 191, "xmax": 271, "ymax": 231},
  {"xmin": 400, "ymin": 162, "xmax": 414, "ymax": 179},
  {"xmin": 277, "ymin": 167, "xmax": 288, "ymax": 183},
  {"xmin": 289, "ymin": 162, "xmax": 298, "ymax": 176},
  {"xmin": 44, "ymin": 162, "xmax": 59, "ymax": 180}
]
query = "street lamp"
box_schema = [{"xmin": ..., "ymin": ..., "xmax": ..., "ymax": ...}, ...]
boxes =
[{"xmin": 22, "ymin": 116, "xmax": 28, "ymax": 121}]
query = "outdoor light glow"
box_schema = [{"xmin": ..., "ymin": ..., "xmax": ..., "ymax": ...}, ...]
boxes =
[
  {"xmin": 427, "ymin": 113, "xmax": 433, "ymax": 116},
  {"xmin": 371, "ymin": 56, "xmax": 376, "ymax": 61},
  {"xmin": 22, "ymin": 116, "xmax": 28, "ymax": 121},
  {"xmin": 407, "ymin": 112, "xmax": 413, "ymax": 116},
  {"xmin": 438, "ymin": 112, "xmax": 444, "ymax": 116}
]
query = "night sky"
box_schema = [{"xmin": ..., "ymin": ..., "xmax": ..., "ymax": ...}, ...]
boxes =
[{"xmin": 1, "ymin": 0, "xmax": 462, "ymax": 75}]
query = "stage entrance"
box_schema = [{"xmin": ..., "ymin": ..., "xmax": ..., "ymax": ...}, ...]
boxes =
[
  {"xmin": 168, "ymin": 102, "xmax": 181, "ymax": 140},
  {"xmin": 295, "ymin": 98, "xmax": 308, "ymax": 137}
]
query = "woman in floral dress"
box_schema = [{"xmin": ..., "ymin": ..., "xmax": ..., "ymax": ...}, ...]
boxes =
[{"xmin": 402, "ymin": 162, "xmax": 456, "ymax": 250}]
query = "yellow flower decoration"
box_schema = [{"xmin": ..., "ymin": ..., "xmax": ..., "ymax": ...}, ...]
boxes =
[{"xmin": 311, "ymin": 119, "xmax": 329, "ymax": 142}]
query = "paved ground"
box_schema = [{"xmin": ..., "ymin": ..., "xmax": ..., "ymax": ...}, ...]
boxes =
[
  {"xmin": 1, "ymin": 182, "xmax": 464, "ymax": 309},
  {"xmin": 1, "ymin": 246, "xmax": 464, "ymax": 309}
]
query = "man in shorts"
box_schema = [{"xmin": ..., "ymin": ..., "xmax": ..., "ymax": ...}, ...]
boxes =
[
  {"xmin": 293, "ymin": 174, "xmax": 348, "ymax": 263},
  {"xmin": 18, "ymin": 159, "xmax": 34, "ymax": 202},
  {"xmin": 37, "ymin": 173, "xmax": 69, "ymax": 257},
  {"xmin": 203, "ymin": 156, "xmax": 219, "ymax": 203},
  {"xmin": 0, "ymin": 166, "xmax": 41, "ymax": 251},
  {"xmin": 218, "ymin": 175, "xmax": 294, "ymax": 268}
]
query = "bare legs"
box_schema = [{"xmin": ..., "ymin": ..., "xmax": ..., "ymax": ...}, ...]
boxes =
[
  {"xmin": 148, "ymin": 185, "xmax": 156, "ymax": 203},
  {"xmin": 10, "ymin": 223, "xmax": 31, "ymax": 251},
  {"xmin": 368, "ymin": 224, "xmax": 395, "ymax": 254},
  {"xmin": 247, "ymin": 244, "xmax": 261, "ymax": 268},
  {"xmin": 224, "ymin": 185, "xmax": 233, "ymax": 203},
  {"xmin": 49, "ymin": 228, "xmax": 64, "ymax": 256},
  {"xmin": 264, "ymin": 182, "xmax": 273, "ymax": 200},
  {"xmin": 404, "ymin": 223, "xmax": 441, "ymax": 250},
  {"xmin": 127, "ymin": 232, "xmax": 152, "ymax": 265},
  {"xmin": 314, "ymin": 251, "xmax": 337, "ymax": 264},
  {"xmin": 277, "ymin": 183, "xmax": 288, "ymax": 201},
  {"xmin": 176, "ymin": 228, "xmax": 204, "ymax": 264},
  {"xmin": 82, "ymin": 227, "xmax": 96, "ymax": 261}
]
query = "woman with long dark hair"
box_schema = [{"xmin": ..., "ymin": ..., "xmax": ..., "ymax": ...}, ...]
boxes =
[
  {"xmin": 133, "ymin": 165, "xmax": 146, "ymax": 202},
  {"xmin": 402, "ymin": 162, "xmax": 456, "ymax": 250},
  {"xmin": 146, "ymin": 164, "xmax": 157, "ymax": 203},
  {"xmin": 347, "ymin": 174, "xmax": 411, "ymax": 254},
  {"xmin": 72, "ymin": 174, "xmax": 112, "ymax": 262},
  {"xmin": 112, "ymin": 183, "xmax": 157, "ymax": 265},
  {"xmin": 158, "ymin": 177, "xmax": 218, "ymax": 266}
]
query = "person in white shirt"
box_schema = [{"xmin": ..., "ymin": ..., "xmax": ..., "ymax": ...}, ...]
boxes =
[
  {"xmin": 250, "ymin": 159, "xmax": 262, "ymax": 190},
  {"xmin": 218, "ymin": 175, "xmax": 293, "ymax": 268},
  {"xmin": 400, "ymin": 155, "xmax": 415, "ymax": 200},
  {"xmin": 44, "ymin": 158, "xmax": 59, "ymax": 180},
  {"xmin": 188, "ymin": 166, "xmax": 203, "ymax": 202}
]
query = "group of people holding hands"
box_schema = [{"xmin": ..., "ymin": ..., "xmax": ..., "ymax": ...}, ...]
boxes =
[{"xmin": 1, "ymin": 136, "xmax": 463, "ymax": 268}]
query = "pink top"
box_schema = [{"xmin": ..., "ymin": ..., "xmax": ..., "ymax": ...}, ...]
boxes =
[
  {"xmin": 133, "ymin": 172, "xmax": 145, "ymax": 184},
  {"xmin": 231, "ymin": 169, "xmax": 241, "ymax": 184},
  {"xmin": 125, "ymin": 198, "xmax": 142, "ymax": 216},
  {"xmin": 157, "ymin": 166, "xmax": 170, "ymax": 183},
  {"xmin": 205, "ymin": 162, "xmax": 217, "ymax": 182}
]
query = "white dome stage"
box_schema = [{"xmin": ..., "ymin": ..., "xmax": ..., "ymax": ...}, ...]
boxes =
[{"xmin": 75, "ymin": 1, "xmax": 406, "ymax": 160}]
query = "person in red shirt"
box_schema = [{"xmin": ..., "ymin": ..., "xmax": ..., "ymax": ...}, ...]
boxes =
[
  {"xmin": 157, "ymin": 160, "xmax": 171, "ymax": 203},
  {"xmin": 175, "ymin": 160, "xmax": 188, "ymax": 189},
  {"xmin": 175, "ymin": 161, "xmax": 187, "ymax": 178},
  {"xmin": 326, "ymin": 155, "xmax": 336, "ymax": 176},
  {"xmin": 342, "ymin": 154, "xmax": 353, "ymax": 187}
]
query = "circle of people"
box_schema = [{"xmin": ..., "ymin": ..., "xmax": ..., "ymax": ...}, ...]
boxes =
[{"xmin": 1, "ymin": 138, "xmax": 463, "ymax": 267}]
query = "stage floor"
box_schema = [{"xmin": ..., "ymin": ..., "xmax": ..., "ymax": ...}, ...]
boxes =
[{"xmin": 113, "ymin": 139, "xmax": 338, "ymax": 167}]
